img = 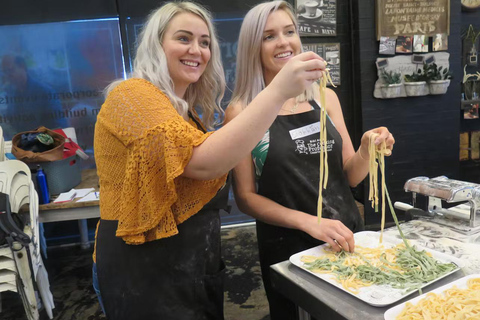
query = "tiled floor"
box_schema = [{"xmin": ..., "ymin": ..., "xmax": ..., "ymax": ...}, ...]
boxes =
[{"xmin": 1, "ymin": 225, "xmax": 270, "ymax": 320}]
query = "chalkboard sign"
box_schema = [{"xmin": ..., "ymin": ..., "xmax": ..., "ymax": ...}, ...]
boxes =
[
  {"xmin": 412, "ymin": 54, "xmax": 425, "ymax": 64},
  {"xmin": 376, "ymin": 58, "xmax": 389, "ymax": 69},
  {"xmin": 376, "ymin": 0, "xmax": 450, "ymax": 40},
  {"xmin": 296, "ymin": 0, "xmax": 336, "ymax": 36},
  {"xmin": 425, "ymin": 55, "xmax": 436, "ymax": 64}
]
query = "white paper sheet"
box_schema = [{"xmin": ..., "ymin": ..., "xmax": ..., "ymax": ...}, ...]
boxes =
[
  {"xmin": 53, "ymin": 190, "xmax": 77, "ymax": 203},
  {"xmin": 77, "ymin": 192, "xmax": 99, "ymax": 202}
]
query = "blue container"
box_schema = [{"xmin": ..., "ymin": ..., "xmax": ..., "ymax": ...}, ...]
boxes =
[{"xmin": 36, "ymin": 165, "xmax": 50, "ymax": 204}]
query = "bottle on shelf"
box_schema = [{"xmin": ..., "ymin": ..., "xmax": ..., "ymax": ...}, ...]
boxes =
[{"xmin": 36, "ymin": 165, "xmax": 50, "ymax": 204}]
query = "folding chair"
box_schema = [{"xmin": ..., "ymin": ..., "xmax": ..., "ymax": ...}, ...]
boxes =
[{"xmin": 0, "ymin": 160, "xmax": 55, "ymax": 319}]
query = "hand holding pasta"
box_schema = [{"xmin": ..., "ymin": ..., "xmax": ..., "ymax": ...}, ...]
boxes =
[
  {"xmin": 268, "ymin": 51, "xmax": 326, "ymax": 102},
  {"xmin": 304, "ymin": 216, "xmax": 355, "ymax": 253},
  {"xmin": 359, "ymin": 127, "xmax": 395, "ymax": 160}
]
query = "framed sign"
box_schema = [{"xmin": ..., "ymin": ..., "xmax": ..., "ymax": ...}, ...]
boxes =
[
  {"xmin": 376, "ymin": 0, "xmax": 450, "ymax": 40},
  {"xmin": 462, "ymin": 0, "xmax": 480, "ymax": 11},
  {"xmin": 296, "ymin": 0, "xmax": 336, "ymax": 36},
  {"xmin": 303, "ymin": 43, "xmax": 341, "ymax": 85}
]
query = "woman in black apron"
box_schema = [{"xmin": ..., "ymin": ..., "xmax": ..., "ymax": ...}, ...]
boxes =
[
  {"xmin": 226, "ymin": 2, "xmax": 394, "ymax": 319},
  {"xmin": 254, "ymin": 100, "xmax": 364, "ymax": 319},
  {"xmin": 96, "ymin": 176, "xmax": 230, "ymax": 320}
]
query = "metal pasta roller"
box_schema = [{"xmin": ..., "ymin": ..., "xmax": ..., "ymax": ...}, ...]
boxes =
[{"xmin": 401, "ymin": 176, "xmax": 480, "ymax": 235}]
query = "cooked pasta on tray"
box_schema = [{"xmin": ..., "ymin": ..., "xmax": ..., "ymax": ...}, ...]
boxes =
[{"xmin": 289, "ymin": 232, "xmax": 463, "ymax": 306}]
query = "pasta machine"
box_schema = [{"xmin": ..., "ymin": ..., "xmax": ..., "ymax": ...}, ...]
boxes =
[{"xmin": 396, "ymin": 176, "xmax": 480, "ymax": 235}]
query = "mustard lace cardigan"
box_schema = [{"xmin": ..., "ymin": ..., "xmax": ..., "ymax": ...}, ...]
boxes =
[{"xmin": 94, "ymin": 78, "xmax": 227, "ymax": 245}]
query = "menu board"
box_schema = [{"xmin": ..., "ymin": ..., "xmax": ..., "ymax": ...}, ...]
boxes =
[
  {"xmin": 302, "ymin": 43, "xmax": 341, "ymax": 85},
  {"xmin": 296, "ymin": 0, "xmax": 337, "ymax": 36},
  {"xmin": 376, "ymin": 0, "xmax": 450, "ymax": 40}
]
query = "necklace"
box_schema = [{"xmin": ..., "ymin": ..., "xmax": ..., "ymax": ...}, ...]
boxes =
[{"xmin": 281, "ymin": 101, "xmax": 299, "ymax": 114}]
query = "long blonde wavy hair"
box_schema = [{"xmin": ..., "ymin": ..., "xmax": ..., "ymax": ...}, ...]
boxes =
[
  {"xmin": 231, "ymin": 1, "xmax": 317, "ymax": 108},
  {"xmin": 105, "ymin": 1, "xmax": 225, "ymax": 129}
]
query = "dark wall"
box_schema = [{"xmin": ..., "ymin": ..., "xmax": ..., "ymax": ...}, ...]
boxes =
[
  {"xmin": 352, "ymin": 1, "xmax": 463, "ymax": 226},
  {"xmin": 461, "ymin": 9, "xmax": 480, "ymax": 134},
  {"xmin": 0, "ymin": 0, "xmax": 117, "ymax": 25},
  {"xmin": 302, "ymin": 0, "xmax": 360, "ymax": 147},
  {"xmin": 116, "ymin": 0, "xmax": 263, "ymax": 17}
]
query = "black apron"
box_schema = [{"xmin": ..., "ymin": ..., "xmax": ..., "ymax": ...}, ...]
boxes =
[
  {"xmin": 256, "ymin": 101, "xmax": 364, "ymax": 320},
  {"xmin": 96, "ymin": 113, "xmax": 230, "ymax": 320}
]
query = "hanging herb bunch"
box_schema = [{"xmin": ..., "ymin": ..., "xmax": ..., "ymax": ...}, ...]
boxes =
[{"xmin": 463, "ymin": 25, "xmax": 480, "ymax": 66}]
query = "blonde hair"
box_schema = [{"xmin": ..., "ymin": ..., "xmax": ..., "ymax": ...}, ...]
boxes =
[
  {"xmin": 231, "ymin": 0, "xmax": 317, "ymax": 108},
  {"xmin": 105, "ymin": 1, "xmax": 225, "ymax": 129}
]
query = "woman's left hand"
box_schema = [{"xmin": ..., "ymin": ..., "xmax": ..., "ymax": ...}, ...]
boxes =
[{"xmin": 358, "ymin": 127, "xmax": 395, "ymax": 159}]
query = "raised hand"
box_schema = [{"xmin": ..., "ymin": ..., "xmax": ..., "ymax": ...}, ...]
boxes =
[
  {"xmin": 359, "ymin": 127, "xmax": 395, "ymax": 160},
  {"xmin": 267, "ymin": 51, "xmax": 326, "ymax": 102}
]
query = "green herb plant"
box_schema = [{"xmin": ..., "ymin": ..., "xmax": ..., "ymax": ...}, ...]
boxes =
[
  {"xmin": 380, "ymin": 69, "xmax": 402, "ymax": 85},
  {"xmin": 404, "ymin": 68, "xmax": 427, "ymax": 83},
  {"xmin": 424, "ymin": 63, "xmax": 453, "ymax": 81}
]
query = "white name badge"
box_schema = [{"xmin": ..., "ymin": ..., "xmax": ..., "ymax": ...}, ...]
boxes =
[{"xmin": 289, "ymin": 122, "xmax": 320, "ymax": 140}]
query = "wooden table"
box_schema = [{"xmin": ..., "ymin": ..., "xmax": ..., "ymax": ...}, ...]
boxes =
[{"xmin": 38, "ymin": 169, "xmax": 100, "ymax": 249}]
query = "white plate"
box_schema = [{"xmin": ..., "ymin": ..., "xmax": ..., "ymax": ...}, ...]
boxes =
[
  {"xmin": 300, "ymin": 8, "xmax": 323, "ymax": 19},
  {"xmin": 289, "ymin": 231, "xmax": 464, "ymax": 307},
  {"xmin": 384, "ymin": 274, "xmax": 480, "ymax": 319}
]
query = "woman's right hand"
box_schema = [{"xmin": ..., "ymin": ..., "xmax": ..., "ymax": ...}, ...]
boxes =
[
  {"xmin": 267, "ymin": 51, "xmax": 326, "ymax": 101},
  {"xmin": 302, "ymin": 215, "xmax": 355, "ymax": 252}
]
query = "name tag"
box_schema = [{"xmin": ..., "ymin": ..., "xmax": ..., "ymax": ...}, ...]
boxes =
[{"xmin": 289, "ymin": 122, "xmax": 320, "ymax": 140}]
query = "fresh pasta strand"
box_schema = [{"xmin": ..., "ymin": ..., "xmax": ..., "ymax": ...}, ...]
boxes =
[
  {"xmin": 367, "ymin": 133, "xmax": 388, "ymax": 243},
  {"xmin": 317, "ymin": 68, "xmax": 336, "ymax": 224},
  {"xmin": 379, "ymin": 141, "xmax": 386, "ymax": 243},
  {"xmin": 368, "ymin": 134, "xmax": 379, "ymax": 211}
]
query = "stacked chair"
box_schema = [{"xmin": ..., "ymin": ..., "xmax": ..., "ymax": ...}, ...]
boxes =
[{"xmin": 0, "ymin": 142, "xmax": 54, "ymax": 318}]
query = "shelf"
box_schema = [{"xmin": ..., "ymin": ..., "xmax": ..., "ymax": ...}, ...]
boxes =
[{"xmin": 461, "ymin": 99, "xmax": 480, "ymax": 109}]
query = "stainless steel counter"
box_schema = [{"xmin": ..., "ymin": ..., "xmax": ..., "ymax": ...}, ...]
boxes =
[{"xmin": 270, "ymin": 260, "xmax": 465, "ymax": 320}]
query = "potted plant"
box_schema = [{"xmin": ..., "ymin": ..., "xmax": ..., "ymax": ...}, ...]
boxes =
[
  {"xmin": 380, "ymin": 69, "xmax": 402, "ymax": 98},
  {"xmin": 425, "ymin": 63, "xmax": 453, "ymax": 95},
  {"xmin": 404, "ymin": 68, "xmax": 427, "ymax": 97}
]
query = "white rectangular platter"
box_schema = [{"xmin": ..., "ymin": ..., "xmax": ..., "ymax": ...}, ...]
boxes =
[
  {"xmin": 384, "ymin": 274, "xmax": 480, "ymax": 319},
  {"xmin": 289, "ymin": 231, "xmax": 464, "ymax": 307}
]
